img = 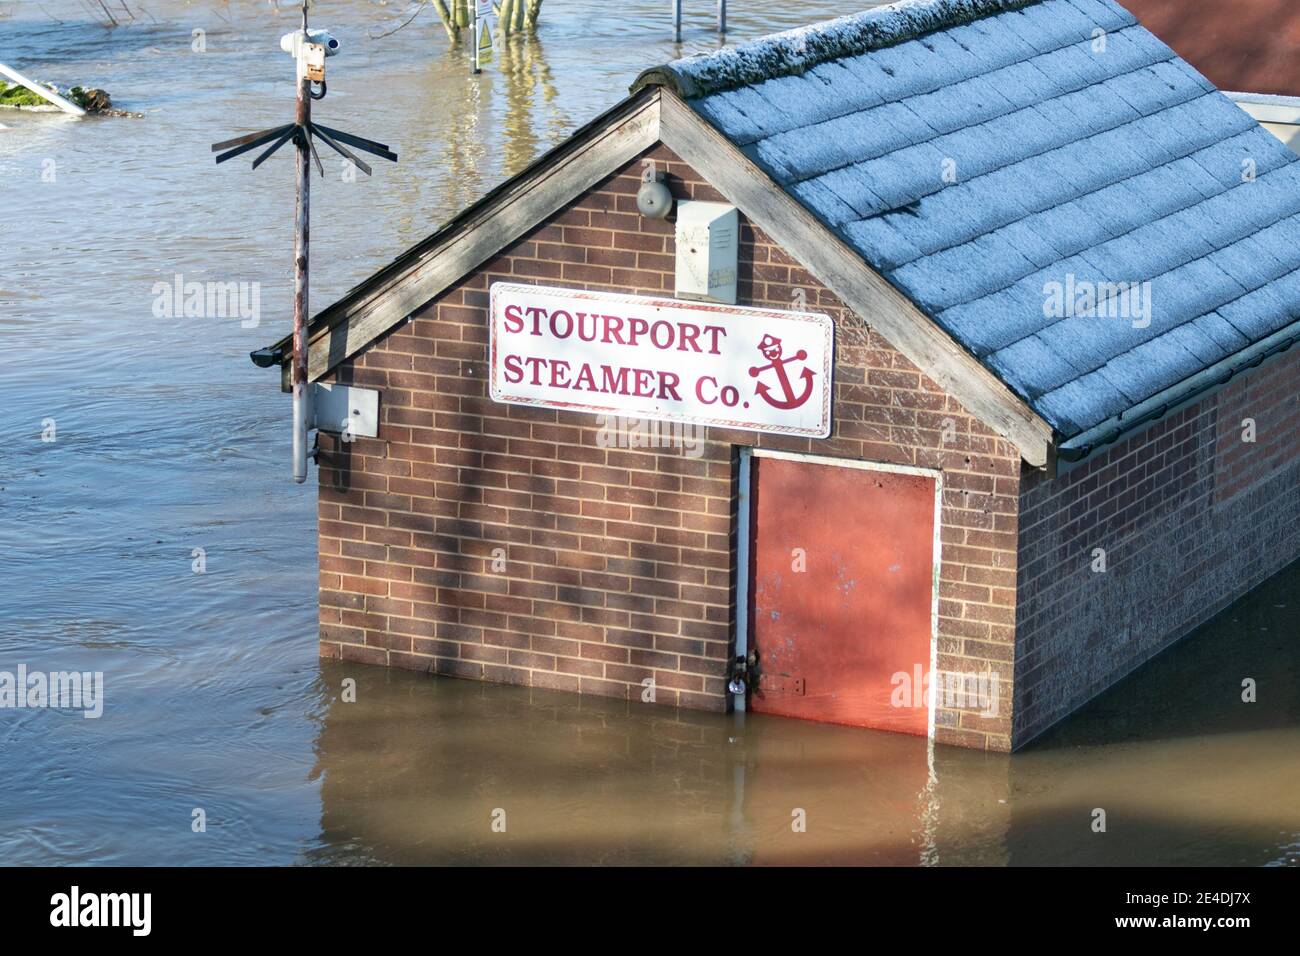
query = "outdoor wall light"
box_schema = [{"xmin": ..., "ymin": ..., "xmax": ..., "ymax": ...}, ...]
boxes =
[{"xmin": 636, "ymin": 172, "xmax": 673, "ymax": 219}]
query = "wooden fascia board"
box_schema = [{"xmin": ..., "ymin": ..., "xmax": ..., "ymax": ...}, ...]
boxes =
[
  {"xmin": 301, "ymin": 90, "xmax": 662, "ymax": 381},
  {"xmin": 658, "ymin": 91, "xmax": 1054, "ymax": 467}
]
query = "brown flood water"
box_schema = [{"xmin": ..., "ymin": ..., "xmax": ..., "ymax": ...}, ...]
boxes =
[{"xmin": 306, "ymin": 561, "xmax": 1300, "ymax": 866}]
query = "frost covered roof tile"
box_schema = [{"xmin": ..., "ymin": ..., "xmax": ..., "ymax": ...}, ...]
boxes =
[{"xmin": 638, "ymin": 0, "xmax": 1300, "ymax": 438}]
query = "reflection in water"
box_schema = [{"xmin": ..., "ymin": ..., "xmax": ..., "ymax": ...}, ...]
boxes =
[
  {"xmin": 307, "ymin": 666, "xmax": 944, "ymax": 865},
  {"xmin": 434, "ymin": 47, "xmax": 493, "ymax": 213},
  {"xmin": 498, "ymin": 33, "xmax": 567, "ymax": 177},
  {"xmin": 434, "ymin": 33, "xmax": 566, "ymax": 212},
  {"xmin": 307, "ymin": 563, "xmax": 1300, "ymax": 866}
]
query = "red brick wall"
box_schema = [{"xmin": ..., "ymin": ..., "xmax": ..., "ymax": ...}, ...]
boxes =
[
  {"xmin": 1014, "ymin": 346, "xmax": 1300, "ymax": 747},
  {"xmin": 317, "ymin": 144, "xmax": 1024, "ymax": 750},
  {"xmin": 1216, "ymin": 351, "xmax": 1300, "ymax": 502}
]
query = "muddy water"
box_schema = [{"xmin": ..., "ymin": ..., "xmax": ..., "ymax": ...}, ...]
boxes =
[
  {"xmin": 0, "ymin": 1, "xmax": 1297, "ymax": 866},
  {"xmin": 306, "ymin": 560, "xmax": 1300, "ymax": 866}
]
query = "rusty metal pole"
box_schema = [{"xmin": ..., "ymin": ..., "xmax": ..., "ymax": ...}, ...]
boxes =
[
  {"xmin": 470, "ymin": 1, "xmax": 480, "ymax": 75},
  {"xmin": 214, "ymin": 4, "xmax": 395, "ymax": 482},
  {"xmin": 291, "ymin": 8, "xmax": 312, "ymax": 484}
]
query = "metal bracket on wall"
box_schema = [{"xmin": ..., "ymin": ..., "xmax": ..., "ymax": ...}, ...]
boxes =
[
  {"xmin": 311, "ymin": 382, "xmax": 379, "ymax": 438},
  {"xmin": 758, "ymin": 674, "xmax": 805, "ymax": 697}
]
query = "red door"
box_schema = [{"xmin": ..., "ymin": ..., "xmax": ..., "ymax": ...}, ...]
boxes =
[{"xmin": 748, "ymin": 455, "xmax": 935, "ymax": 735}]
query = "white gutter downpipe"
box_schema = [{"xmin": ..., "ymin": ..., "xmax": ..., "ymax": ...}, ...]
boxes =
[
  {"xmin": 292, "ymin": 375, "xmax": 311, "ymax": 483},
  {"xmin": 0, "ymin": 61, "xmax": 87, "ymax": 116}
]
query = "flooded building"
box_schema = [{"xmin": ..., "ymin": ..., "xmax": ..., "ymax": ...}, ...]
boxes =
[
  {"xmin": 1122, "ymin": 0, "xmax": 1300, "ymax": 152},
  {"xmin": 258, "ymin": 0, "xmax": 1300, "ymax": 751}
]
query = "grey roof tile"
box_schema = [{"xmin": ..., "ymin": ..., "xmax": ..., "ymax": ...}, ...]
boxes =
[
  {"xmin": 787, "ymin": 177, "xmax": 868, "ymax": 229},
  {"xmin": 754, "ymin": 101, "xmax": 937, "ymax": 183},
  {"xmin": 1164, "ymin": 321, "xmax": 1229, "ymax": 367},
  {"xmin": 892, "ymin": 230, "xmax": 1040, "ymax": 310},
  {"xmin": 1218, "ymin": 271, "xmax": 1300, "ymax": 339},
  {"xmin": 1035, "ymin": 372, "xmax": 1132, "ymax": 435},
  {"xmin": 840, "ymin": 217, "xmax": 925, "ymax": 273},
  {"xmin": 998, "ymin": 5, "xmax": 1090, "ymax": 55},
  {"xmin": 1063, "ymin": 0, "xmax": 1137, "ymax": 30},
  {"xmin": 1192, "ymin": 313, "xmax": 1251, "ymax": 355},
  {"xmin": 986, "ymin": 332, "xmax": 1086, "ymax": 398},
  {"xmin": 1099, "ymin": 334, "xmax": 1206, "ymax": 402}
]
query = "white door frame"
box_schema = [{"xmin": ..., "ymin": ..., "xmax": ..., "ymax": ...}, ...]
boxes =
[{"xmin": 734, "ymin": 447, "xmax": 944, "ymax": 739}]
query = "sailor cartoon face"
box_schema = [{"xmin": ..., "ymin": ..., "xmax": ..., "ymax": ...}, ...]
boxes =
[{"xmin": 758, "ymin": 333, "xmax": 783, "ymax": 362}]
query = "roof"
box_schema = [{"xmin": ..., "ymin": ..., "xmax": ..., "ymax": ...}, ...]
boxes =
[
  {"xmin": 634, "ymin": 0, "xmax": 1300, "ymax": 437},
  {"xmin": 1119, "ymin": 0, "xmax": 1300, "ymax": 98},
  {"xmin": 268, "ymin": 0, "xmax": 1300, "ymax": 464}
]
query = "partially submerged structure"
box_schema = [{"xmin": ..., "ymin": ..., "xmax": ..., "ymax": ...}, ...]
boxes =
[{"xmin": 258, "ymin": 0, "xmax": 1300, "ymax": 750}]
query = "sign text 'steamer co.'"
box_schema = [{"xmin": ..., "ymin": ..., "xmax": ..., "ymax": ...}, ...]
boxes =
[{"xmin": 489, "ymin": 284, "xmax": 833, "ymax": 438}]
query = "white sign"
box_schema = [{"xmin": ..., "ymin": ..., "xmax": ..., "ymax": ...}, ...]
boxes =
[
  {"xmin": 473, "ymin": 0, "xmax": 495, "ymax": 65},
  {"xmin": 489, "ymin": 283, "xmax": 834, "ymax": 438}
]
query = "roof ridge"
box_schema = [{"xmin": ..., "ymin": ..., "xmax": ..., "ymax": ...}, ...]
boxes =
[{"xmin": 632, "ymin": 0, "xmax": 1043, "ymax": 98}]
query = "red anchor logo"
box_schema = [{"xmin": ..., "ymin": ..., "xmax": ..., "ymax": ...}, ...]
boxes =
[{"xmin": 748, "ymin": 333, "xmax": 815, "ymax": 410}]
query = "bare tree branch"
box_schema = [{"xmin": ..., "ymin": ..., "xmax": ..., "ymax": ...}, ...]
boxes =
[{"xmin": 368, "ymin": 3, "xmax": 425, "ymax": 40}]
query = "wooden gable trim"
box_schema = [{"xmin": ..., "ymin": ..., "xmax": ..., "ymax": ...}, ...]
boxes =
[
  {"xmin": 288, "ymin": 83, "xmax": 1052, "ymax": 465},
  {"xmin": 657, "ymin": 91, "xmax": 1055, "ymax": 467},
  {"xmin": 297, "ymin": 89, "xmax": 662, "ymax": 381}
]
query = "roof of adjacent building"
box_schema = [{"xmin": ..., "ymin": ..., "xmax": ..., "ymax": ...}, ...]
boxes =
[
  {"xmin": 1119, "ymin": 0, "xmax": 1300, "ymax": 98},
  {"xmin": 635, "ymin": 0, "xmax": 1300, "ymax": 437}
]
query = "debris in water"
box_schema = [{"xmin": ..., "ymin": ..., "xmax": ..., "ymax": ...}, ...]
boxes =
[
  {"xmin": 68, "ymin": 85, "xmax": 142, "ymax": 118},
  {"xmin": 0, "ymin": 80, "xmax": 141, "ymax": 117},
  {"xmin": 0, "ymin": 79, "xmax": 58, "ymax": 108}
]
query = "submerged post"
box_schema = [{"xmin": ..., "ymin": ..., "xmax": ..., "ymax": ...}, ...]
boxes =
[
  {"xmin": 673, "ymin": 0, "xmax": 682, "ymax": 42},
  {"xmin": 470, "ymin": 0, "xmax": 480, "ymax": 74},
  {"xmin": 718, "ymin": 0, "xmax": 726, "ymax": 35}
]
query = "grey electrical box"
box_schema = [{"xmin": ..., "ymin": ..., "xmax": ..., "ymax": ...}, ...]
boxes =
[
  {"xmin": 311, "ymin": 382, "xmax": 380, "ymax": 439},
  {"xmin": 675, "ymin": 201, "xmax": 738, "ymax": 304}
]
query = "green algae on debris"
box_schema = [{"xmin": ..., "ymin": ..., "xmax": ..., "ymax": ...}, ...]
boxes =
[
  {"xmin": 0, "ymin": 79, "xmax": 57, "ymax": 108},
  {"xmin": 0, "ymin": 80, "xmax": 138, "ymax": 117}
]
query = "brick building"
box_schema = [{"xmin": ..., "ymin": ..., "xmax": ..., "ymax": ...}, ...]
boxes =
[{"xmin": 258, "ymin": 0, "xmax": 1300, "ymax": 751}]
